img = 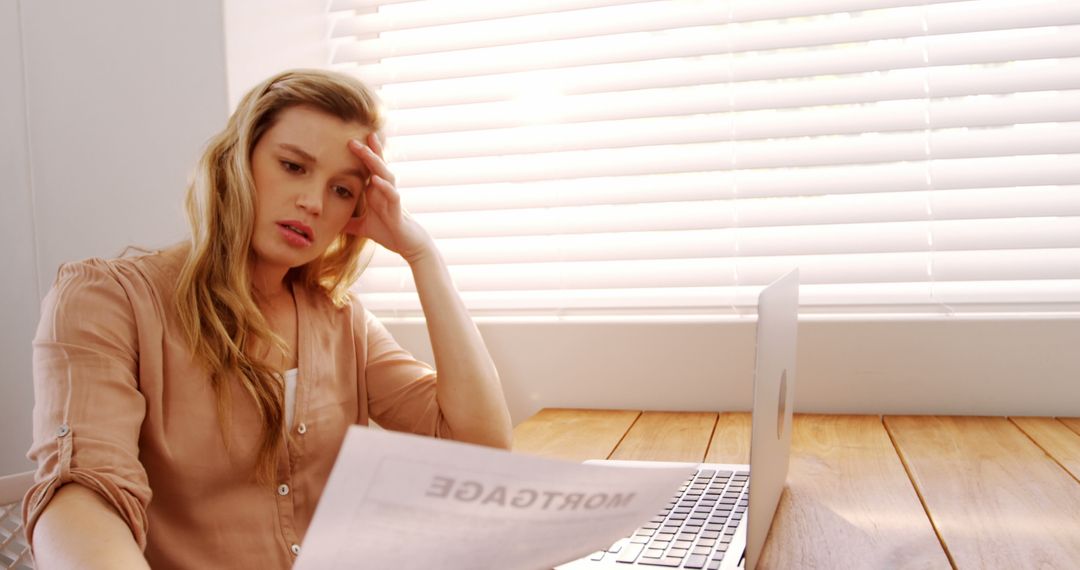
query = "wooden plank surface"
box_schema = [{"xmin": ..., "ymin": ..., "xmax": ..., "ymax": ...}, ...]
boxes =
[
  {"xmin": 885, "ymin": 416, "xmax": 1080, "ymax": 569},
  {"xmin": 512, "ymin": 408, "xmax": 639, "ymax": 462},
  {"xmin": 1060, "ymin": 417, "xmax": 1080, "ymax": 438},
  {"xmin": 608, "ymin": 412, "xmax": 717, "ymax": 462},
  {"xmin": 1011, "ymin": 417, "xmax": 1080, "ymax": 483},
  {"xmin": 758, "ymin": 415, "xmax": 951, "ymax": 569},
  {"xmin": 704, "ymin": 412, "xmax": 752, "ymax": 464}
]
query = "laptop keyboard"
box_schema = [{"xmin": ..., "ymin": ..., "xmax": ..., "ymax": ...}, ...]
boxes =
[{"xmin": 587, "ymin": 469, "xmax": 749, "ymax": 569}]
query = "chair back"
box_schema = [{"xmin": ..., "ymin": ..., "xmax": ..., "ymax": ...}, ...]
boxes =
[{"xmin": 0, "ymin": 471, "xmax": 34, "ymax": 570}]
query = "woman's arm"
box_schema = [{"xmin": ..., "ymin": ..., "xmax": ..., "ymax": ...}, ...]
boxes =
[
  {"xmin": 25, "ymin": 259, "xmax": 153, "ymax": 566},
  {"xmin": 346, "ymin": 133, "xmax": 513, "ymax": 449},
  {"xmin": 32, "ymin": 485, "xmax": 149, "ymax": 570},
  {"xmin": 406, "ymin": 240, "xmax": 513, "ymax": 449}
]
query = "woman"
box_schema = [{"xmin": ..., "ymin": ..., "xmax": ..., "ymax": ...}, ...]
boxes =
[{"xmin": 23, "ymin": 69, "xmax": 513, "ymax": 569}]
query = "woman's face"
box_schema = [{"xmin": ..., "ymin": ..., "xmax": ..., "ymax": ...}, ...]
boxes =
[{"xmin": 249, "ymin": 105, "xmax": 371, "ymax": 275}]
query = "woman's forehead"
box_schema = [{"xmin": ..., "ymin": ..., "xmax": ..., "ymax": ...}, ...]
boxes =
[
  {"xmin": 263, "ymin": 106, "xmax": 371, "ymax": 170},
  {"xmin": 266, "ymin": 106, "xmax": 371, "ymax": 148}
]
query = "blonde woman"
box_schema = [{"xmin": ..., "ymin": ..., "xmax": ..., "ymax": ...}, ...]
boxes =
[{"xmin": 23, "ymin": 69, "xmax": 512, "ymax": 569}]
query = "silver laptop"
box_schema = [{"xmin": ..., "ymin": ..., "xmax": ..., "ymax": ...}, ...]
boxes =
[{"xmin": 559, "ymin": 269, "xmax": 799, "ymax": 570}]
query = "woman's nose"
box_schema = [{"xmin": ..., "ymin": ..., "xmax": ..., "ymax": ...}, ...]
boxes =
[{"xmin": 296, "ymin": 184, "xmax": 323, "ymax": 216}]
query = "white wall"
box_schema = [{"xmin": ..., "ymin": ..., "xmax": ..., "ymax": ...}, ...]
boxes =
[
  {"xmin": 0, "ymin": 0, "xmax": 230, "ymax": 475},
  {"xmin": 385, "ymin": 318, "xmax": 1080, "ymax": 426},
  {"xmin": 223, "ymin": 0, "xmax": 334, "ymax": 111},
  {"xmin": 0, "ymin": 0, "xmax": 42, "ymax": 478}
]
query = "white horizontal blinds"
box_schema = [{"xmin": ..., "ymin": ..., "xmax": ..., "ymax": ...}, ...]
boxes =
[{"xmin": 330, "ymin": 0, "xmax": 1080, "ymax": 317}]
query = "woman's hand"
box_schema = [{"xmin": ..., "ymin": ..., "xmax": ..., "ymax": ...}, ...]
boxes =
[{"xmin": 343, "ymin": 133, "xmax": 433, "ymax": 264}]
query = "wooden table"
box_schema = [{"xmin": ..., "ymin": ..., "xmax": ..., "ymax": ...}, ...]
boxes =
[{"xmin": 512, "ymin": 410, "xmax": 1080, "ymax": 569}]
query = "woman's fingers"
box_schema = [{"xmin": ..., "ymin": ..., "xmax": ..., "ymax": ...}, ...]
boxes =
[
  {"xmin": 368, "ymin": 132, "xmax": 385, "ymax": 158},
  {"xmin": 348, "ymin": 137, "xmax": 395, "ymax": 186},
  {"xmin": 342, "ymin": 134, "xmax": 410, "ymax": 248},
  {"xmin": 361, "ymin": 176, "xmax": 400, "ymax": 231},
  {"xmin": 369, "ymin": 175, "xmax": 400, "ymax": 206}
]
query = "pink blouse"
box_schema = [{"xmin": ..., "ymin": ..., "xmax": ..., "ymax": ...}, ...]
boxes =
[{"xmin": 23, "ymin": 244, "xmax": 451, "ymax": 568}]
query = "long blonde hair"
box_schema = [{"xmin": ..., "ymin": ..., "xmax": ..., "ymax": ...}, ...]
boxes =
[{"xmin": 175, "ymin": 69, "xmax": 384, "ymax": 483}]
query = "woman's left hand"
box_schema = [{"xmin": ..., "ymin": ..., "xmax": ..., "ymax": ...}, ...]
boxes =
[{"xmin": 343, "ymin": 133, "xmax": 433, "ymax": 264}]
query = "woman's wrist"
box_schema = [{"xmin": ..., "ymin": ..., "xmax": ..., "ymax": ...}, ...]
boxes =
[{"xmin": 402, "ymin": 231, "xmax": 438, "ymax": 267}]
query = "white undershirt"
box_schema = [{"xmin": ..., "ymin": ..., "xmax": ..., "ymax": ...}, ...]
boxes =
[{"xmin": 283, "ymin": 368, "xmax": 298, "ymax": 429}]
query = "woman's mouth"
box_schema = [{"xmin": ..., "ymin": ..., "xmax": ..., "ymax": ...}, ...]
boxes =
[{"xmin": 276, "ymin": 221, "xmax": 314, "ymax": 247}]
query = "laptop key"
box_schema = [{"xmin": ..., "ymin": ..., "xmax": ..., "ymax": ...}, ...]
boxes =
[
  {"xmin": 616, "ymin": 542, "xmax": 646, "ymax": 563},
  {"xmin": 637, "ymin": 557, "xmax": 681, "ymax": 567},
  {"xmin": 684, "ymin": 554, "xmax": 708, "ymax": 569},
  {"xmin": 642, "ymin": 548, "xmax": 666, "ymax": 559},
  {"xmin": 707, "ymin": 561, "xmax": 722, "ymax": 570}
]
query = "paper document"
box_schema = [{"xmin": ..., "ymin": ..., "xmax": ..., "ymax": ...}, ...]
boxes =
[{"xmin": 295, "ymin": 426, "xmax": 695, "ymax": 570}]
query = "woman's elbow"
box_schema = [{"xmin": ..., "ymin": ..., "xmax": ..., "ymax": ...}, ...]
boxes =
[{"xmin": 454, "ymin": 423, "xmax": 512, "ymax": 450}]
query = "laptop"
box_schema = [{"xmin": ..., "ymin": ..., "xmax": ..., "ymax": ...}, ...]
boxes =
[{"xmin": 558, "ymin": 268, "xmax": 799, "ymax": 570}]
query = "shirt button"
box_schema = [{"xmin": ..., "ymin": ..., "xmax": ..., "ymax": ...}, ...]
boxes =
[
  {"xmin": 278, "ymin": 484, "xmax": 290, "ymax": 496},
  {"xmin": 297, "ymin": 422, "xmax": 307, "ymax": 435},
  {"xmin": 56, "ymin": 423, "xmax": 70, "ymax": 437},
  {"xmin": 290, "ymin": 544, "xmax": 301, "ymax": 555}
]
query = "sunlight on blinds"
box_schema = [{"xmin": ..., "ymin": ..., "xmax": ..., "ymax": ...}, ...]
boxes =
[{"xmin": 329, "ymin": 0, "xmax": 1080, "ymax": 318}]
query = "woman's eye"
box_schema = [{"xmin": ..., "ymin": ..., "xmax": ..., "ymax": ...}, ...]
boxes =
[
  {"xmin": 334, "ymin": 186, "xmax": 354, "ymax": 199},
  {"xmin": 281, "ymin": 161, "xmax": 304, "ymax": 174}
]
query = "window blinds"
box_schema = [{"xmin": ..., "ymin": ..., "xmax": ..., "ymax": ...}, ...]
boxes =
[{"xmin": 329, "ymin": 0, "xmax": 1080, "ymax": 318}]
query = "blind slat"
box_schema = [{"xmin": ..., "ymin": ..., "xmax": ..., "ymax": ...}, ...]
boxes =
[
  {"xmin": 336, "ymin": 0, "xmax": 973, "ymax": 32},
  {"xmin": 401, "ymin": 194, "xmax": 1080, "ymax": 239},
  {"xmin": 401, "ymin": 173, "xmax": 1080, "ymax": 212},
  {"xmin": 342, "ymin": 19, "xmax": 1080, "ymax": 83},
  {"xmin": 375, "ymin": 53, "xmax": 1075, "ymax": 113},
  {"xmin": 336, "ymin": 0, "xmax": 1077, "ymax": 60},
  {"xmin": 357, "ymin": 249, "xmax": 1080, "ymax": 292},
  {"xmin": 389, "ymin": 126, "xmax": 1080, "ymax": 187},
  {"xmin": 334, "ymin": 0, "xmax": 659, "ymax": 36},
  {"xmin": 386, "ymin": 91, "xmax": 1080, "ymax": 162},
  {"xmin": 368, "ymin": 218, "xmax": 1080, "ymax": 267},
  {"xmin": 357, "ymin": 280, "xmax": 1080, "ymax": 315},
  {"xmin": 382, "ymin": 58, "xmax": 1080, "ymax": 136}
]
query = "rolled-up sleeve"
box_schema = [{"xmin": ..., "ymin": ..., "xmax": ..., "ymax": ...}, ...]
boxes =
[
  {"xmin": 22, "ymin": 259, "xmax": 151, "ymax": 550},
  {"xmin": 358, "ymin": 307, "xmax": 453, "ymax": 439}
]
